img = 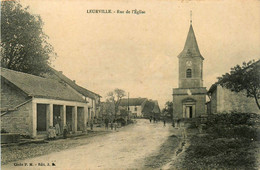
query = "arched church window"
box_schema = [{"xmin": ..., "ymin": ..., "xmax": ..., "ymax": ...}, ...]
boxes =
[{"xmin": 186, "ymin": 69, "xmax": 192, "ymax": 78}]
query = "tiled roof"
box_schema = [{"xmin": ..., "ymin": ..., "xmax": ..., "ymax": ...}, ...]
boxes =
[
  {"xmin": 152, "ymin": 100, "xmax": 160, "ymax": 113},
  {"xmin": 1, "ymin": 67, "xmax": 86, "ymax": 103},
  {"xmin": 45, "ymin": 67, "xmax": 101, "ymax": 99},
  {"xmin": 119, "ymin": 98, "xmax": 147, "ymax": 106},
  {"xmin": 178, "ymin": 24, "xmax": 204, "ymax": 59}
]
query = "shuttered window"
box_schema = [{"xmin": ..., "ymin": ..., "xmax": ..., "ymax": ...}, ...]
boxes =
[{"xmin": 186, "ymin": 69, "xmax": 192, "ymax": 78}]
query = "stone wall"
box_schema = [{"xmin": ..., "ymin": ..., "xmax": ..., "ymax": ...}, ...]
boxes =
[
  {"xmin": 210, "ymin": 85, "xmax": 259, "ymax": 114},
  {"xmin": 1, "ymin": 102, "xmax": 32, "ymax": 136},
  {"xmin": 1, "ymin": 80, "xmax": 32, "ymax": 136},
  {"xmin": 209, "ymin": 89, "xmax": 217, "ymax": 114},
  {"xmin": 1, "ymin": 79, "xmax": 28, "ymax": 108}
]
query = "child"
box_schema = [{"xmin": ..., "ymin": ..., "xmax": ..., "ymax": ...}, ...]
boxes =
[{"xmin": 48, "ymin": 126, "xmax": 56, "ymax": 140}]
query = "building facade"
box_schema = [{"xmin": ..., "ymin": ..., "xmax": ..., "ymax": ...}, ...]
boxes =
[
  {"xmin": 172, "ymin": 21, "xmax": 207, "ymax": 119},
  {"xmin": 119, "ymin": 98, "xmax": 148, "ymax": 117},
  {"xmin": 1, "ymin": 68, "xmax": 90, "ymax": 138},
  {"xmin": 207, "ymin": 85, "xmax": 259, "ymax": 114}
]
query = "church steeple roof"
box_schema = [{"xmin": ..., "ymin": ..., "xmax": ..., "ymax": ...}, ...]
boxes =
[{"xmin": 178, "ymin": 24, "xmax": 204, "ymax": 59}]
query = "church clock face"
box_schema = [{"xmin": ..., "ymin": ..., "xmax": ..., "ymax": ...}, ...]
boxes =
[{"xmin": 186, "ymin": 60, "xmax": 192, "ymax": 66}]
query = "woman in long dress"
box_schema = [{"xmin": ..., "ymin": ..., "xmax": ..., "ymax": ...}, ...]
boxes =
[{"xmin": 54, "ymin": 117, "xmax": 61, "ymax": 135}]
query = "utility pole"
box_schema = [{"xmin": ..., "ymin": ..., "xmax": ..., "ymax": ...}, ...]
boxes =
[{"xmin": 128, "ymin": 92, "xmax": 130, "ymax": 119}]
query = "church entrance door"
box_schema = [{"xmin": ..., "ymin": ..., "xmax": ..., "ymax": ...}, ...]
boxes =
[{"xmin": 184, "ymin": 105, "xmax": 195, "ymax": 118}]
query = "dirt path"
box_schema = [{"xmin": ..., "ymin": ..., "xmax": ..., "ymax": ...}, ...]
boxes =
[{"xmin": 2, "ymin": 119, "xmax": 177, "ymax": 170}]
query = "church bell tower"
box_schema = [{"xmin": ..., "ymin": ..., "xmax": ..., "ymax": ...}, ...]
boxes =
[
  {"xmin": 178, "ymin": 23, "xmax": 204, "ymax": 88},
  {"xmin": 172, "ymin": 12, "xmax": 207, "ymax": 120}
]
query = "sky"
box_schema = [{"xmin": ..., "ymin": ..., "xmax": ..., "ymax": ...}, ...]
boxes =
[{"xmin": 20, "ymin": 0, "xmax": 260, "ymax": 108}]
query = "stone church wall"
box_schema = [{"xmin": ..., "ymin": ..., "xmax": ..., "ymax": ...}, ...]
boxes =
[{"xmin": 173, "ymin": 94, "xmax": 206, "ymax": 119}]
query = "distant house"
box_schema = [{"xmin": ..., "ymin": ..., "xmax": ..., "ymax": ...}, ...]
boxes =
[
  {"xmin": 1, "ymin": 68, "xmax": 90, "ymax": 138},
  {"xmin": 207, "ymin": 60, "xmax": 260, "ymax": 114},
  {"xmin": 142, "ymin": 100, "xmax": 161, "ymax": 118},
  {"xmin": 44, "ymin": 68, "xmax": 101, "ymax": 120},
  {"xmin": 119, "ymin": 98, "xmax": 147, "ymax": 117}
]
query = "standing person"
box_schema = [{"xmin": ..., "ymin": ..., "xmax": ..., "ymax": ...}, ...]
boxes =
[
  {"xmin": 105, "ymin": 118, "xmax": 109, "ymax": 130},
  {"xmin": 163, "ymin": 118, "xmax": 166, "ymax": 127},
  {"xmin": 63, "ymin": 125, "xmax": 68, "ymax": 139},
  {"xmin": 90, "ymin": 120, "xmax": 94, "ymax": 131},
  {"xmin": 54, "ymin": 116, "xmax": 61, "ymax": 136},
  {"xmin": 177, "ymin": 119, "xmax": 181, "ymax": 128},
  {"xmin": 149, "ymin": 116, "xmax": 152, "ymax": 123},
  {"xmin": 113, "ymin": 120, "xmax": 117, "ymax": 131},
  {"xmin": 110, "ymin": 120, "xmax": 113, "ymax": 130}
]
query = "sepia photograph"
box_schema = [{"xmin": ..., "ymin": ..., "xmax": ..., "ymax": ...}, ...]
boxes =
[{"xmin": 1, "ymin": 0, "xmax": 260, "ymax": 169}]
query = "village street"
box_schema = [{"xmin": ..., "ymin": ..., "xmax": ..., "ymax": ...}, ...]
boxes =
[{"xmin": 2, "ymin": 119, "xmax": 180, "ymax": 170}]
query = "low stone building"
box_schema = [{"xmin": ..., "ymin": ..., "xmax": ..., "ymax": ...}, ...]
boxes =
[
  {"xmin": 207, "ymin": 60, "xmax": 260, "ymax": 114},
  {"xmin": 207, "ymin": 85, "xmax": 259, "ymax": 114},
  {"xmin": 1, "ymin": 68, "xmax": 90, "ymax": 138}
]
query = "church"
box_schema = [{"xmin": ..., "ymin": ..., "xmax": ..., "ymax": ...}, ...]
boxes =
[{"xmin": 172, "ymin": 18, "xmax": 207, "ymax": 120}]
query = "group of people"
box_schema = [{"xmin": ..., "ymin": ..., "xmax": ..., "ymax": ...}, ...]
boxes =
[
  {"xmin": 149, "ymin": 116, "xmax": 167, "ymax": 126},
  {"xmin": 104, "ymin": 118, "xmax": 118, "ymax": 131},
  {"xmin": 48, "ymin": 116, "xmax": 62, "ymax": 139}
]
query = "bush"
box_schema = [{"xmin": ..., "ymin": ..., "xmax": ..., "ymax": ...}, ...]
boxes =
[
  {"xmin": 205, "ymin": 112, "xmax": 259, "ymax": 140},
  {"xmin": 181, "ymin": 112, "xmax": 259, "ymax": 169},
  {"xmin": 1, "ymin": 128, "xmax": 8, "ymax": 133}
]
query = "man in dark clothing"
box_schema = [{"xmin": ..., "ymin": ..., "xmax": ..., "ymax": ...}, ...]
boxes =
[{"xmin": 105, "ymin": 118, "xmax": 108, "ymax": 130}]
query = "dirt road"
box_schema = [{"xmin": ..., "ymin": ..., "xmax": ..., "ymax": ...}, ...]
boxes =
[{"xmin": 2, "ymin": 119, "xmax": 177, "ymax": 170}]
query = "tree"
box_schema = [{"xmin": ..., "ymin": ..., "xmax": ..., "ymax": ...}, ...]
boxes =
[
  {"xmin": 162, "ymin": 101, "xmax": 173, "ymax": 119},
  {"xmin": 106, "ymin": 88, "xmax": 126, "ymax": 118},
  {"xmin": 1, "ymin": 1, "xmax": 56, "ymax": 76},
  {"xmin": 217, "ymin": 60, "xmax": 260, "ymax": 109},
  {"xmin": 100, "ymin": 100, "xmax": 115, "ymax": 119}
]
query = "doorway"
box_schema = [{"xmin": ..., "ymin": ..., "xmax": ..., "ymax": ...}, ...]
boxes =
[
  {"xmin": 66, "ymin": 106, "xmax": 73, "ymax": 132},
  {"xmin": 37, "ymin": 104, "xmax": 47, "ymax": 131},
  {"xmin": 53, "ymin": 105, "xmax": 62, "ymax": 134},
  {"xmin": 77, "ymin": 107, "xmax": 84, "ymax": 131},
  {"xmin": 185, "ymin": 106, "xmax": 193, "ymax": 118}
]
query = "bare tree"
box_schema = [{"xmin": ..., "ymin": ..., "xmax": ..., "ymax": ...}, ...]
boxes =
[{"xmin": 107, "ymin": 88, "xmax": 126, "ymax": 118}]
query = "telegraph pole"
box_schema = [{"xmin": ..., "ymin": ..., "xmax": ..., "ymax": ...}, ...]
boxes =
[{"xmin": 128, "ymin": 92, "xmax": 130, "ymax": 119}]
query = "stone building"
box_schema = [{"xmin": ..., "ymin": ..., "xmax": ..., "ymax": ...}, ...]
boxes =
[
  {"xmin": 207, "ymin": 85, "xmax": 259, "ymax": 114},
  {"xmin": 207, "ymin": 60, "xmax": 260, "ymax": 114},
  {"xmin": 1, "ymin": 68, "xmax": 90, "ymax": 138},
  {"xmin": 119, "ymin": 98, "xmax": 148, "ymax": 117},
  {"xmin": 172, "ymin": 21, "xmax": 207, "ymax": 119}
]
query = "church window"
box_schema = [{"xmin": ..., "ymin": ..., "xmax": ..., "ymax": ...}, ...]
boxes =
[{"xmin": 186, "ymin": 69, "xmax": 192, "ymax": 78}]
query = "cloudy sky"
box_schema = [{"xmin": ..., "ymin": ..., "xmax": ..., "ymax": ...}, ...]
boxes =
[{"xmin": 21, "ymin": 0, "xmax": 260, "ymax": 108}]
